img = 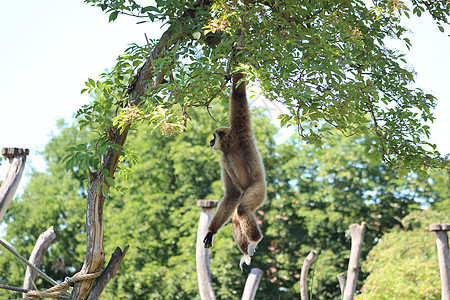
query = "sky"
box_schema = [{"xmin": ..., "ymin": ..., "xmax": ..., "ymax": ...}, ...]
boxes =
[{"xmin": 0, "ymin": 1, "xmax": 449, "ymax": 183}]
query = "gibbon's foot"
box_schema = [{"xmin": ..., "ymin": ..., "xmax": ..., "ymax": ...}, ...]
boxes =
[
  {"xmin": 239, "ymin": 254, "xmax": 252, "ymax": 272},
  {"xmin": 247, "ymin": 241, "xmax": 259, "ymax": 257},
  {"xmin": 203, "ymin": 232, "xmax": 214, "ymax": 248}
]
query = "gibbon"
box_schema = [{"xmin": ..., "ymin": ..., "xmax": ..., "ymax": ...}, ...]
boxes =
[{"xmin": 203, "ymin": 73, "xmax": 266, "ymax": 271}]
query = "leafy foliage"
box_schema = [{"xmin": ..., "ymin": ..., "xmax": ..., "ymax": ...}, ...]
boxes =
[
  {"xmin": 356, "ymin": 208, "xmax": 449, "ymax": 299},
  {"xmin": 78, "ymin": 0, "xmax": 450, "ymax": 174},
  {"xmin": 1, "ymin": 106, "xmax": 447, "ymax": 298},
  {"xmin": 255, "ymin": 133, "xmax": 444, "ymax": 299}
]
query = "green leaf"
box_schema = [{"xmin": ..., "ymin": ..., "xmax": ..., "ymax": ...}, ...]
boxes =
[
  {"xmin": 101, "ymin": 169, "xmax": 109, "ymax": 178},
  {"xmin": 101, "ymin": 182, "xmax": 109, "ymax": 197},
  {"xmin": 141, "ymin": 6, "xmax": 159, "ymax": 13},
  {"xmin": 109, "ymin": 11, "xmax": 119, "ymax": 22},
  {"xmin": 105, "ymin": 176, "xmax": 115, "ymax": 187}
]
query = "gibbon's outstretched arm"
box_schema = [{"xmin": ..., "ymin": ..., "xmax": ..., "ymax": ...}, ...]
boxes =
[
  {"xmin": 203, "ymin": 169, "xmax": 241, "ymax": 248},
  {"xmin": 229, "ymin": 73, "xmax": 252, "ymax": 134}
]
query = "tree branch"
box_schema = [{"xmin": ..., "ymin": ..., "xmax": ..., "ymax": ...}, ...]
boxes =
[{"xmin": 87, "ymin": 246, "xmax": 129, "ymax": 300}]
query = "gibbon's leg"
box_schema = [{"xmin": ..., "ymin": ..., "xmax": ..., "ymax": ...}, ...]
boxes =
[
  {"xmin": 232, "ymin": 212, "xmax": 249, "ymax": 254},
  {"xmin": 203, "ymin": 170, "xmax": 241, "ymax": 248},
  {"xmin": 232, "ymin": 212, "xmax": 253, "ymax": 271},
  {"xmin": 236, "ymin": 182, "xmax": 265, "ymax": 256}
]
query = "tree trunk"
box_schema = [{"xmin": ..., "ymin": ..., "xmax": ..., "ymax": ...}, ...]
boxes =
[
  {"xmin": 69, "ymin": 173, "xmax": 107, "ymax": 300},
  {"xmin": 300, "ymin": 250, "xmax": 318, "ymax": 300},
  {"xmin": 0, "ymin": 148, "xmax": 29, "ymax": 222},
  {"xmin": 196, "ymin": 200, "xmax": 218, "ymax": 300},
  {"xmin": 343, "ymin": 222, "xmax": 366, "ymax": 300},
  {"xmin": 430, "ymin": 223, "xmax": 450, "ymax": 300},
  {"xmin": 23, "ymin": 226, "xmax": 57, "ymax": 297},
  {"xmin": 70, "ymin": 2, "xmax": 212, "ymax": 298}
]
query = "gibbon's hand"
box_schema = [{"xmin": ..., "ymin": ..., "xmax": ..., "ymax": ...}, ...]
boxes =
[{"xmin": 203, "ymin": 232, "xmax": 214, "ymax": 248}]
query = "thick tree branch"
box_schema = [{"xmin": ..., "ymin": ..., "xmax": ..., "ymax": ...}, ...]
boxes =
[{"xmin": 87, "ymin": 246, "xmax": 129, "ymax": 300}]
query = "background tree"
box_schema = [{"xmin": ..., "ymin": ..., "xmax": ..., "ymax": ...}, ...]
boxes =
[
  {"xmin": 356, "ymin": 207, "xmax": 449, "ymax": 299},
  {"xmin": 256, "ymin": 134, "xmax": 445, "ymax": 299},
  {"xmin": 2, "ymin": 106, "xmax": 447, "ymax": 299}
]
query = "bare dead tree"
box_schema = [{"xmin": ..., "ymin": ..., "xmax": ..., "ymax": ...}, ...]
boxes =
[
  {"xmin": 0, "ymin": 147, "xmax": 29, "ymax": 222},
  {"xmin": 343, "ymin": 222, "xmax": 366, "ymax": 300},
  {"xmin": 196, "ymin": 200, "xmax": 218, "ymax": 300},
  {"xmin": 300, "ymin": 250, "xmax": 318, "ymax": 300},
  {"xmin": 23, "ymin": 227, "xmax": 58, "ymax": 297},
  {"xmin": 241, "ymin": 268, "xmax": 263, "ymax": 300},
  {"xmin": 429, "ymin": 223, "xmax": 450, "ymax": 300},
  {"xmin": 337, "ymin": 272, "xmax": 346, "ymax": 295}
]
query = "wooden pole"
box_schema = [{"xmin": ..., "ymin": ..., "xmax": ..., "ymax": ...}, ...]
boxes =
[
  {"xmin": 0, "ymin": 148, "xmax": 29, "ymax": 222},
  {"xmin": 241, "ymin": 268, "xmax": 263, "ymax": 300},
  {"xmin": 300, "ymin": 250, "xmax": 318, "ymax": 300},
  {"xmin": 23, "ymin": 226, "xmax": 58, "ymax": 297},
  {"xmin": 429, "ymin": 223, "xmax": 450, "ymax": 300},
  {"xmin": 196, "ymin": 200, "xmax": 218, "ymax": 300},
  {"xmin": 343, "ymin": 222, "xmax": 366, "ymax": 300}
]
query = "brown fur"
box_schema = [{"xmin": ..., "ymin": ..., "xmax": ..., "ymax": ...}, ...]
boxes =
[{"xmin": 205, "ymin": 73, "xmax": 266, "ymax": 269}]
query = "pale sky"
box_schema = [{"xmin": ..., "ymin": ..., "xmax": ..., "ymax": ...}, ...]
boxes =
[{"xmin": 0, "ymin": 1, "xmax": 449, "ymax": 182}]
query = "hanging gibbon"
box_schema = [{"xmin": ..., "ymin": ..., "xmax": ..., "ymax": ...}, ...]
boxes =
[{"xmin": 203, "ymin": 73, "xmax": 266, "ymax": 271}]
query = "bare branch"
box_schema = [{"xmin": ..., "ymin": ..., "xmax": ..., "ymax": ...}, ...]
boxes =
[{"xmin": 23, "ymin": 227, "xmax": 58, "ymax": 297}]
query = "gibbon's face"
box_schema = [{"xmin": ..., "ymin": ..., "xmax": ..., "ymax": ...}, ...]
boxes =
[{"xmin": 210, "ymin": 127, "xmax": 229, "ymax": 151}]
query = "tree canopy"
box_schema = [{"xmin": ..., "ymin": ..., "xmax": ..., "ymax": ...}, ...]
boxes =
[{"xmin": 69, "ymin": 0, "xmax": 450, "ymax": 176}]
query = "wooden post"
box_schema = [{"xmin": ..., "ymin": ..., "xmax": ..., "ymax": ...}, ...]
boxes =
[
  {"xmin": 196, "ymin": 200, "xmax": 218, "ymax": 300},
  {"xmin": 300, "ymin": 250, "xmax": 318, "ymax": 300},
  {"xmin": 23, "ymin": 226, "xmax": 58, "ymax": 297},
  {"xmin": 429, "ymin": 223, "xmax": 450, "ymax": 300},
  {"xmin": 241, "ymin": 268, "xmax": 263, "ymax": 300},
  {"xmin": 0, "ymin": 148, "xmax": 29, "ymax": 222},
  {"xmin": 343, "ymin": 222, "xmax": 366, "ymax": 300}
]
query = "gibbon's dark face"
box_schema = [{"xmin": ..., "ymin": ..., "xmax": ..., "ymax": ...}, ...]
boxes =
[{"xmin": 210, "ymin": 127, "xmax": 229, "ymax": 151}]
